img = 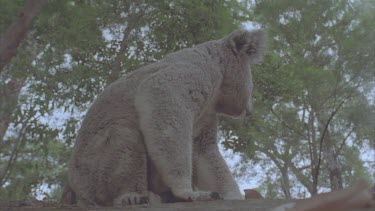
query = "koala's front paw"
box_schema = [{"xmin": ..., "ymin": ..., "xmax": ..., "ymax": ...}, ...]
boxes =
[
  {"xmin": 113, "ymin": 192, "xmax": 149, "ymax": 206},
  {"xmin": 209, "ymin": 192, "xmax": 222, "ymax": 200},
  {"xmin": 174, "ymin": 190, "xmax": 222, "ymax": 201}
]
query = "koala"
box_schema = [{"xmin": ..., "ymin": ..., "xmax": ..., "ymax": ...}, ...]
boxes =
[{"xmin": 64, "ymin": 29, "xmax": 266, "ymax": 206}]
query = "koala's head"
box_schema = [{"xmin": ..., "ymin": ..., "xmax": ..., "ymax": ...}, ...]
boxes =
[{"xmin": 215, "ymin": 29, "xmax": 266, "ymax": 118}]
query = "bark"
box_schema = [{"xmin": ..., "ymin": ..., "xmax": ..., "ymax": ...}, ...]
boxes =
[
  {"xmin": 289, "ymin": 179, "xmax": 374, "ymax": 211},
  {"xmin": 107, "ymin": 3, "xmax": 145, "ymax": 83},
  {"xmin": 107, "ymin": 25, "xmax": 133, "ymax": 83},
  {"xmin": 289, "ymin": 163, "xmax": 314, "ymax": 194},
  {"xmin": 0, "ymin": 123, "xmax": 27, "ymax": 187},
  {"xmin": 280, "ymin": 165, "xmax": 292, "ymax": 199},
  {"xmin": 0, "ymin": 0, "xmax": 47, "ymax": 72},
  {"xmin": 0, "ymin": 77, "xmax": 25, "ymax": 148},
  {"xmin": 1, "ymin": 196, "xmax": 375, "ymax": 210},
  {"xmin": 262, "ymin": 149, "xmax": 297, "ymax": 198},
  {"xmin": 0, "ymin": 27, "xmax": 42, "ymax": 187},
  {"xmin": 325, "ymin": 139, "xmax": 344, "ymax": 191},
  {"xmin": 316, "ymin": 111, "xmax": 343, "ymax": 191},
  {"xmin": 313, "ymin": 95, "xmax": 350, "ymax": 193},
  {"xmin": 308, "ymin": 111, "xmax": 319, "ymax": 194},
  {"xmin": 0, "ymin": 28, "xmax": 39, "ymax": 149}
]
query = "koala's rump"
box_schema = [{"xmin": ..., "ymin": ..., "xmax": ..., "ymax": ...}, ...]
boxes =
[{"xmin": 68, "ymin": 65, "xmax": 162, "ymax": 204}]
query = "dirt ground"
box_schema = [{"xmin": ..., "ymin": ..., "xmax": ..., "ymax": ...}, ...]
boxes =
[{"xmin": 1, "ymin": 199, "xmax": 374, "ymax": 211}]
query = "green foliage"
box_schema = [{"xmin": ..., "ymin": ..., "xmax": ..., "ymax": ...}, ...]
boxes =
[
  {"xmin": 0, "ymin": 138, "xmax": 69, "ymax": 200},
  {"xmin": 0, "ymin": 0, "xmax": 25, "ymax": 31},
  {"xmin": 340, "ymin": 146, "xmax": 372, "ymax": 186},
  {"xmin": 221, "ymin": 0, "xmax": 375, "ymax": 198},
  {"xmin": 1, "ymin": 0, "xmax": 373, "ymax": 201}
]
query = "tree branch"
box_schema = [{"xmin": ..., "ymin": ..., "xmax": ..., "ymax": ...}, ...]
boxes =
[
  {"xmin": 335, "ymin": 128, "xmax": 354, "ymax": 157},
  {"xmin": 0, "ymin": 122, "xmax": 27, "ymax": 187},
  {"xmin": 0, "ymin": 0, "xmax": 47, "ymax": 71},
  {"xmin": 107, "ymin": 4, "xmax": 145, "ymax": 83},
  {"xmin": 0, "ymin": 78, "xmax": 25, "ymax": 148},
  {"xmin": 289, "ymin": 162, "xmax": 314, "ymax": 194},
  {"xmin": 313, "ymin": 93, "xmax": 353, "ymax": 189},
  {"xmin": 271, "ymin": 107, "xmax": 309, "ymax": 140}
]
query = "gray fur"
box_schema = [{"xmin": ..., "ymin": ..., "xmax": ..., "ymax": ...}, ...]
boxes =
[{"xmin": 66, "ymin": 29, "xmax": 266, "ymax": 206}]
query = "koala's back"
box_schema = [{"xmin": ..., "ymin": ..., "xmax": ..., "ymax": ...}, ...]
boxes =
[
  {"xmin": 68, "ymin": 62, "xmax": 169, "ymax": 204},
  {"xmin": 68, "ymin": 42, "xmax": 221, "ymax": 205},
  {"xmin": 73, "ymin": 62, "xmax": 165, "ymax": 145}
]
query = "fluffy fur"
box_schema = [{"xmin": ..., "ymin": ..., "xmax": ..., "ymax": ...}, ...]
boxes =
[{"xmin": 65, "ymin": 29, "xmax": 266, "ymax": 206}]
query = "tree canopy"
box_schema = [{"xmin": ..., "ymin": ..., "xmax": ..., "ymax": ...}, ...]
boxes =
[
  {"xmin": 221, "ymin": 0, "xmax": 375, "ymax": 198},
  {"xmin": 0, "ymin": 0, "xmax": 374, "ymax": 200}
]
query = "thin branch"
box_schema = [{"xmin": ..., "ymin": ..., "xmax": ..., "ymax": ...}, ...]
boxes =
[
  {"xmin": 261, "ymin": 149, "xmax": 283, "ymax": 172},
  {"xmin": 306, "ymin": 112, "xmax": 315, "ymax": 173},
  {"xmin": 313, "ymin": 93, "xmax": 353, "ymax": 188},
  {"xmin": 0, "ymin": 122, "xmax": 27, "ymax": 187},
  {"xmin": 289, "ymin": 163, "xmax": 314, "ymax": 194},
  {"xmin": 107, "ymin": 24, "xmax": 134, "ymax": 83},
  {"xmin": 0, "ymin": 78, "xmax": 25, "ymax": 148},
  {"xmin": 318, "ymin": 72, "xmax": 361, "ymax": 109},
  {"xmin": 335, "ymin": 129, "xmax": 354, "ymax": 157},
  {"xmin": 271, "ymin": 107, "xmax": 309, "ymax": 140},
  {"xmin": 107, "ymin": 4, "xmax": 145, "ymax": 83}
]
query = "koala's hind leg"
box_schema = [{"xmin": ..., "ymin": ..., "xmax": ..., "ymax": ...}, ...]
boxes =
[
  {"xmin": 136, "ymin": 91, "xmax": 219, "ymax": 202},
  {"xmin": 105, "ymin": 126, "xmax": 150, "ymax": 206}
]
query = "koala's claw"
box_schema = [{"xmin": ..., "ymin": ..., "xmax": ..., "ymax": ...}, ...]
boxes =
[
  {"xmin": 176, "ymin": 190, "xmax": 222, "ymax": 202},
  {"xmin": 197, "ymin": 191, "xmax": 222, "ymax": 201},
  {"xmin": 114, "ymin": 192, "xmax": 149, "ymax": 206},
  {"xmin": 210, "ymin": 192, "xmax": 222, "ymax": 200},
  {"xmin": 139, "ymin": 196, "xmax": 149, "ymax": 204}
]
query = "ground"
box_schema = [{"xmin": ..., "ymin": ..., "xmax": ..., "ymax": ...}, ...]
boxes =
[{"xmin": 1, "ymin": 199, "xmax": 374, "ymax": 211}]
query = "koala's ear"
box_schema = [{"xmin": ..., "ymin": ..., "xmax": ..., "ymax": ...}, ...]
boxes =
[{"xmin": 225, "ymin": 29, "xmax": 266, "ymax": 64}]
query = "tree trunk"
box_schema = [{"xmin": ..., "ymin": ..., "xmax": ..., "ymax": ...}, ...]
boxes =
[
  {"xmin": 107, "ymin": 25, "xmax": 132, "ymax": 83},
  {"xmin": 0, "ymin": 0, "xmax": 47, "ymax": 72},
  {"xmin": 316, "ymin": 112, "xmax": 343, "ymax": 191},
  {"xmin": 0, "ymin": 77, "xmax": 25, "ymax": 147},
  {"xmin": 309, "ymin": 111, "xmax": 319, "ymax": 195},
  {"xmin": 0, "ymin": 28, "xmax": 40, "ymax": 149},
  {"xmin": 107, "ymin": 2, "xmax": 145, "ymax": 83},
  {"xmin": 280, "ymin": 165, "xmax": 292, "ymax": 199},
  {"xmin": 323, "ymin": 129, "xmax": 343, "ymax": 190},
  {"xmin": 0, "ymin": 27, "xmax": 42, "ymax": 187},
  {"xmin": 0, "ymin": 123, "xmax": 27, "ymax": 187}
]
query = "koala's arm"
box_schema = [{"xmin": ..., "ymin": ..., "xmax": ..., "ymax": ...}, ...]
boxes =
[
  {"xmin": 194, "ymin": 115, "xmax": 243, "ymax": 200},
  {"xmin": 135, "ymin": 73, "xmax": 219, "ymax": 202}
]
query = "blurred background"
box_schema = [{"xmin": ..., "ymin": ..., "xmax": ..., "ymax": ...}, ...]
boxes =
[{"xmin": 0, "ymin": 0, "xmax": 374, "ymax": 201}]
